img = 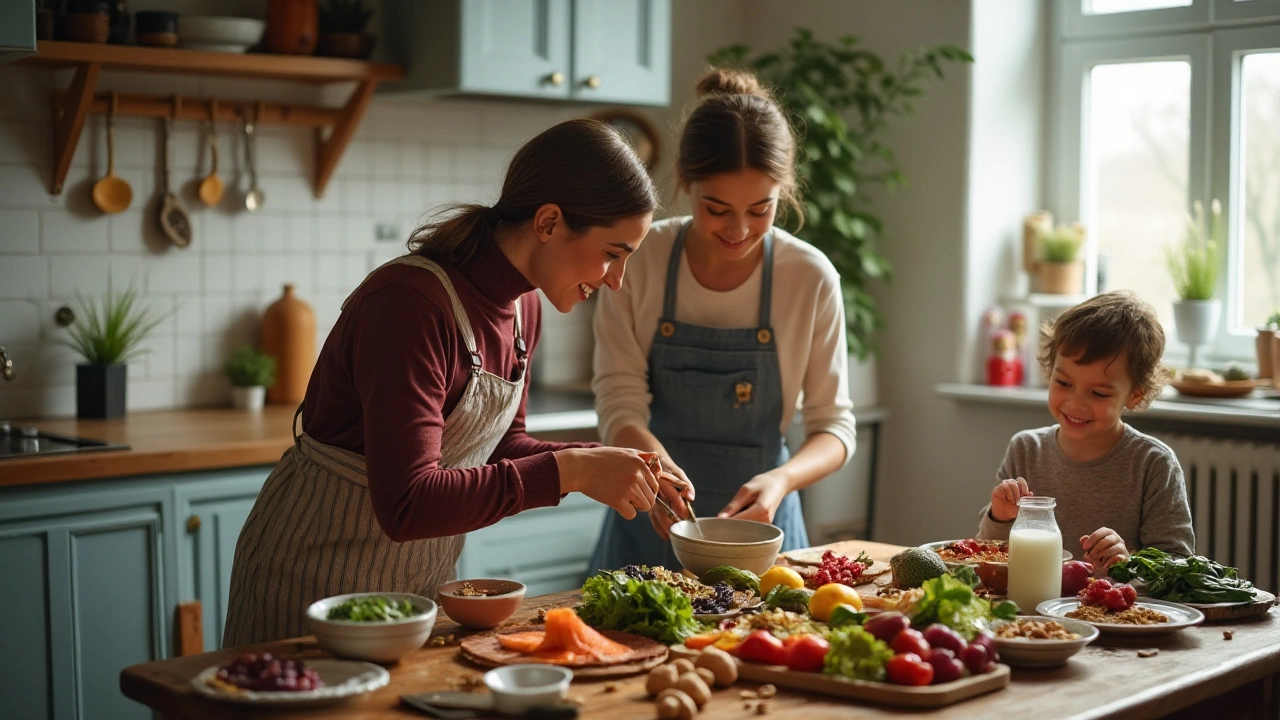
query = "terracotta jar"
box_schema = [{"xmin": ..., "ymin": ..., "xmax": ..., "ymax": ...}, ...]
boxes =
[
  {"xmin": 260, "ymin": 284, "xmax": 316, "ymax": 405},
  {"xmin": 263, "ymin": 0, "xmax": 318, "ymax": 55},
  {"xmin": 1257, "ymin": 328, "xmax": 1275, "ymax": 380}
]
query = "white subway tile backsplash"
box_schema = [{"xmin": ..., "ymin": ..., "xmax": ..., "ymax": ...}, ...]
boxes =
[
  {"xmin": 202, "ymin": 254, "xmax": 233, "ymax": 294},
  {"xmin": 147, "ymin": 252, "xmax": 202, "ymax": 294},
  {"xmin": 173, "ymin": 296, "xmax": 204, "ymax": 337},
  {"xmin": 127, "ymin": 378, "xmax": 177, "ymax": 411},
  {"xmin": 0, "ymin": 300, "xmax": 41, "ymax": 341},
  {"xmin": 0, "ymin": 256, "xmax": 48, "ymax": 299},
  {"xmin": 42, "ymin": 211, "xmax": 109, "ymax": 253},
  {"xmin": 50, "ymin": 256, "xmax": 111, "ymax": 298},
  {"xmin": 0, "ymin": 209, "xmax": 39, "ymax": 253},
  {"xmin": 0, "ymin": 163, "xmax": 62, "ymax": 209}
]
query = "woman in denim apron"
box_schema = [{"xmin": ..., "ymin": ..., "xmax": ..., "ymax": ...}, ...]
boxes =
[{"xmin": 589, "ymin": 70, "xmax": 857, "ymax": 573}]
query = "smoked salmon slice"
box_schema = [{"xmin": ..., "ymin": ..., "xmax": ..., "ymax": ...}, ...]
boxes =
[{"xmin": 496, "ymin": 608, "xmax": 631, "ymax": 664}]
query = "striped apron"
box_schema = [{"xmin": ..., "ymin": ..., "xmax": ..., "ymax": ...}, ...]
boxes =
[{"xmin": 223, "ymin": 255, "xmax": 527, "ymax": 646}]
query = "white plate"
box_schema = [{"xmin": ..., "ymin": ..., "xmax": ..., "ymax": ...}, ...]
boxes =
[
  {"xmin": 919, "ymin": 539, "xmax": 1071, "ymax": 568},
  {"xmin": 191, "ymin": 658, "xmax": 389, "ymax": 706},
  {"xmin": 990, "ymin": 616, "xmax": 1099, "ymax": 667},
  {"xmin": 1035, "ymin": 597, "xmax": 1205, "ymax": 636}
]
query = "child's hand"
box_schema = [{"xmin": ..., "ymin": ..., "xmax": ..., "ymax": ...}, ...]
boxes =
[
  {"xmin": 989, "ymin": 477, "xmax": 1032, "ymax": 522},
  {"xmin": 1080, "ymin": 527, "xmax": 1130, "ymax": 571}
]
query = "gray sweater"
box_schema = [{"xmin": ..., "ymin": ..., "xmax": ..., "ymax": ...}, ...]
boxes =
[{"xmin": 977, "ymin": 424, "xmax": 1195, "ymax": 559}]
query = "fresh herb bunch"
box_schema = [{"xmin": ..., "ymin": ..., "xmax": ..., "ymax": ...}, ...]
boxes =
[
  {"xmin": 1166, "ymin": 199, "xmax": 1222, "ymax": 301},
  {"xmin": 1108, "ymin": 547, "xmax": 1257, "ymax": 603},
  {"xmin": 61, "ymin": 286, "xmax": 167, "ymax": 366},
  {"xmin": 326, "ymin": 595, "xmax": 423, "ymax": 621},
  {"xmin": 709, "ymin": 30, "xmax": 971, "ymax": 359},
  {"xmin": 1038, "ymin": 225, "xmax": 1084, "ymax": 263},
  {"xmin": 577, "ymin": 571, "xmax": 702, "ymax": 645},
  {"xmin": 319, "ymin": 0, "xmax": 373, "ymax": 33},
  {"xmin": 223, "ymin": 346, "xmax": 277, "ymax": 388}
]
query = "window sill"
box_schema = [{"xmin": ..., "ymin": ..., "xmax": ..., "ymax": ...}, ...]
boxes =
[{"xmin": 936, "ymin": 383, "xmax": 1280, "ymax": 431}]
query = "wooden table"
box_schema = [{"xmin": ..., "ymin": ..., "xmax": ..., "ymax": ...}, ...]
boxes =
[{"xmin": 120, "ymin": 541, "xmax": 1280, "ymax": 719}]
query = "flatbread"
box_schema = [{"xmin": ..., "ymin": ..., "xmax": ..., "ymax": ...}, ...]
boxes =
[
  {"xmin": 781, "ymin": 550, "xmax": 891, "ymax": 579},
  {"xmin": 459, "ymin": 625, "xmax": 668, "ymax": 677}
]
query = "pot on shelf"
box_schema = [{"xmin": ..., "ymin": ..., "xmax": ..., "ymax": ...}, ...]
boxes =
[
  {"xmin": 317, "ymin": 31, "xmax": 374, "ymax": 59},
  {"xmin": 1256, "ymin": 328, "xmax": 1276, "ymax": 381},
  {"xmin": 263, "ymin": 0, "xmax": 318, "ymax": 55},
  {"xmin": 1032, "ymin": 261, "xmax": 1084, "ymax": 295},
  {"xmin": 1172, "ymin": 299, "xmax": 1221, "ymax": 369},
  {"xmin": 231, "ymin": 385, "xmax": 266, "ymax": 411}
]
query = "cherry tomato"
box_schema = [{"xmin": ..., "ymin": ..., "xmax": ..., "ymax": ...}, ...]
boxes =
[
  {"xmin": 889, "ymin": 628, "xmax": 932, "ymax": 660},
  {"xmin": 736, "ymin": 629, "xmax": 788, "ymax": 666},
  {"xmin": 886, "ymin": 652, "xmax": 934, "ymax": 686},
  {"xmin": 783, "ymin": 634, "xmax": 830, "ymax": 673}
]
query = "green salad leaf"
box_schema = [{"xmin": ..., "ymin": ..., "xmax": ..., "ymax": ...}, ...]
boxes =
[
  {"xmin": 326, "ymin": 596, "xmax": 422, "ymax": 621},
  {"xmin": 910, "ymin": 572, "xmax": 1014, "ymax": 639},
  {"xmin": 822, "ymin": 625, "xmax": 894, "ymax": 681},
  {"xmin": 577, "ymin": 571, "xmax": 702, "ymax": 645},
  {"xmin": 1108, "ymin": 548, "xmax": 1257, "ymax": 603}
]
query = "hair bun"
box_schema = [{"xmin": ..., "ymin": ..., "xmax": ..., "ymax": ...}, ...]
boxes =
[{"xmin": 696, "ymin": 68, "xmax": 769, "ymax": 100}]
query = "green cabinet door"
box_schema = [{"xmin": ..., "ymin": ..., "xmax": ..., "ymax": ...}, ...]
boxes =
[
  {"xmin": 572, "ymin": 0, "xmax": 670, "ymax": 106},
  {"xmin": 173, "ymin": 469, "xmax": 267, "ymax": 651},
  {"xmin": 461, "ymin": 0, "xmax": 572, "ymax": 98},
  {"xmin": 0, "ymin": 485, "xmax": 167, "ymax": 720}
]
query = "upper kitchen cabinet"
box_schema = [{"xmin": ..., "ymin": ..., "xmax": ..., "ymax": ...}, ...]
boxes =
[
  {"xmin": 381, "ymin": 0, "xmax": 671, "ymax": 107},
  {"xmin": 0, "ymin": 0, "xmax": 36, "ymax": 63}
]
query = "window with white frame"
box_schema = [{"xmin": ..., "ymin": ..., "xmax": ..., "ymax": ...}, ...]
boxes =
[{"xmin": 1051, "ymin": 0, "xmax": 1280, "ymax": 364}]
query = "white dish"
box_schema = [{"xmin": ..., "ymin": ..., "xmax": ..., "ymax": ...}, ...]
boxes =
[
  {"xmin": 990, "ymin": 616, "xmax": 1099, "ymax": 667},
  {"xmin": 307, "ymin": 592, "xmax": 437, "ymax": 663},
  {"xmin": 179, "ymin": 16, "xmax": 265, "ymax": 46},
  {"xmin": 920, "ymin": 539, "xmax": 1071, "ymax": 568},
  {"xmin": 178, "ymin": 42, "xmax": 254, "ymax": 53},
  {"xmin": 483, "ymin": 664, "xmax": 572, "ymax": 715},
  {"xmin": 191, "ymin": 658, "xmax": 388, "ymax": 706},
  {"xmin": 1036, "ymin": 597, "xmax": 1205, "ymax": 636},
  {"xmin": 669, "ymin": 517, "xmax": 784, "ymax": 577}
]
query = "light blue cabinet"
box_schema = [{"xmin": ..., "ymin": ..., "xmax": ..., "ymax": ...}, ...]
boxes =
[{"xmin": 383, "ymin": 0, "xmax": 671, "ymax": 106}]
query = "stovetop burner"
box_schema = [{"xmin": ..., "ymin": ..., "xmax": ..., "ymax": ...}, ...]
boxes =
[{"xmin": 0, "ymin": 421, "xmax": 130, "ymax": 458}]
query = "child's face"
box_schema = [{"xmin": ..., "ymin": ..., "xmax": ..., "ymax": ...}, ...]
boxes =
[{"xmin": 1048, "ymin": 350, "xmax": 1146, "ymax": 454}]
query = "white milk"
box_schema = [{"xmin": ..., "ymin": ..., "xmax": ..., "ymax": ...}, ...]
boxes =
[{"xmin": 1007, "ymin": 528, "xmax": 1063, "ymax": 613}]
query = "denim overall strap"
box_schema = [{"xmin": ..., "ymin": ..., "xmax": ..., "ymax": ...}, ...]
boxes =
[{"xmin": 588, "ymin": 222, "xmax": 807, "ymax": 575}]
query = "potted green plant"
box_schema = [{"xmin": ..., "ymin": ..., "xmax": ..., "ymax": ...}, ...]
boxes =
[
  {"xmin": 1030, "ymin": 223, "xmax": 1086, "ymax": 295},
  {"xmin": 60, "ymin": 286, "xmax": 166, "ymax": 419},
  {"xmin": 709, "ymin": 30, "xmax": 971, "ymax": 360},
  {"xmin": 316, "ymin": 0, "xmax": 374, "ymax": 59},
  {"xmin": 1166, "ymin": 199, "xmax": 1223, "ymax": 369},
  {"xmin": 224, "ymin": 346, "xmax": 277, "ymax": 411}
]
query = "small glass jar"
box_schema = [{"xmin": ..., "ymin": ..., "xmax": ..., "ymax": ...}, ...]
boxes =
[
  {"xmin": 66, "ymin": 0, "xmax": 111, "ymax": 43},
  {"xmin": 1006, "ymin": 496, "xmax": 1064, "ymax": 614}
]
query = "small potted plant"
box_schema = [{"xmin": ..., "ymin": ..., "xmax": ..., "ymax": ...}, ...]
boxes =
[
  {"xmin": 1029, "ymin": 223, "xmax": 1086, "ymax": 295},
  {"xmin": 316, "ymin": 0, "xmax": 374, "ymax": 59},
  {"xmin": 224, "ymin": 346, "xmax": 277, "ymax": 411},
  {"xmin": 1166, "ymin": 199, "xmax": 1222, "ymax": 369},
  {"xmin": 61, "ymin": 286, "xmax": 166, "ymax": 419}
]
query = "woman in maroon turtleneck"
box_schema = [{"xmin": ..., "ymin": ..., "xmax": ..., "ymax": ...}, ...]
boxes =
[{"xmin": 224, "ymin": 120, "xmax": 665, "ymax": 645}]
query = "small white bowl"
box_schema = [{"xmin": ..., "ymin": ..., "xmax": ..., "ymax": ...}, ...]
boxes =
[
  {"xmin": 990, "ymin": 615, "xmax": 1099, "ymax": 667},
  {"xmin": 483, "ymin": 664, "xmax": 573, "ymax": 715},
  {"xmin": 307, "ymin": 592, "xmax": 437, "ymax": 664},
  {"xmin": 178, "ymin": 16, "xmax": 265, "ymax": 51},
  {"xmin": 669, "ymin": 517, "xmax": 784, "ymax": 577}
]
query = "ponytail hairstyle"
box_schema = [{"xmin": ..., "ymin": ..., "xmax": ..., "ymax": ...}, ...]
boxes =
[
  {"xmin": 408, "ymin": 119, "xmax": 659, "ymax": 265},
  {"xmin": 677, "ymin": 68, "xmax": 802, "ymax": 227}
]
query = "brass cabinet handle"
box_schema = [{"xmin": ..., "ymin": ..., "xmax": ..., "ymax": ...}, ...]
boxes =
[
  {"xmin": 584, "ymin": 75, "xmax": 601, "ymax": 89},
  {"xmin": 546, "ymin": 71, "xmax": 564, "ymax": 86},
  {"xmin": 186, "ymin": 515, "xmax": 201, "ymax": 533}
]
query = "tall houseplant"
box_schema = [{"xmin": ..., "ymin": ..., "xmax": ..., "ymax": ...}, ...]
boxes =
[
  {"xmin": 1166, "ymin": 199, "xmax": 1223, "ymax": 369},
  {"xmin": 710, "ymin": 30, "xmax": 971, "ymax": 359},
  {"xmin": 61, "ymin": 286, "xmax": 166, "ymax": 418}
]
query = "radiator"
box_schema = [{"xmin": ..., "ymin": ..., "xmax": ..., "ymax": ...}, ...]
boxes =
[{"xmin": 1160, "ymin": 434, "xmax": 1280, "ymax": 594}]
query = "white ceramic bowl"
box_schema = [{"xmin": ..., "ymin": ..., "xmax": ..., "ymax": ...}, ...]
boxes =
[
  {"xmin": 990, "ymin": 615, "xmax": 1099, "ymax": 667},
  {"xmin": 483, "ymin": 664, "xmax": 572, "ymax": 715},
  {"xmin": 669, "ymin": 517, "xmax": 784, "ymax": 577},
  {"xmin": 178, "ymin": 16, "xmax": 265, "ymax": 51},
  {"xmin": 307, "ymin": 592, "xmax": 437, "ymax": 664}
]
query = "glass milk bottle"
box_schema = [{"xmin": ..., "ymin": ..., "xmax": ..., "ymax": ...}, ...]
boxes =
[{"xmin": 1006, "ymin": 496, "xmax": 1063, "ymax": 613}]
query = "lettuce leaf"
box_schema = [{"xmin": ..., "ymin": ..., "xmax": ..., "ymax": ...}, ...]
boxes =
[
  {"xmin": 576, "ymin": 571, "xmax": 702, "ymax": 645},
  {"xmin": 822, "ymin": 625, "xmax": 893, "ymax": 681},
  {"xmin": 910, "ymin": 572, "xmax": 1012, "ymax": 639}
]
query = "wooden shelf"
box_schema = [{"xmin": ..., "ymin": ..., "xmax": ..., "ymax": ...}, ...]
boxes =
[{"xmin": 16, "ymin": 41, "xmax": 405, "ymax": 197}]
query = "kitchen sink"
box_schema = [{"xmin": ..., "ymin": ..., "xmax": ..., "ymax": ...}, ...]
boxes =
[{"xmin": 0, "ymin": 421, "xmax": 130, "ymax": 458}]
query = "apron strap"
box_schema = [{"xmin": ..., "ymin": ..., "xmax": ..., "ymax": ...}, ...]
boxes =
[
  {"xmin": 758, "ymin": 231, "xmax": 775, "ymax": 331},
  {"xmin": 292, "ymin": 402, "xmax": 304, "ymax": 449},
  {"xmin": 660, "ymin": 221, "xmax": 776, "ymax": 335},
  {"xmin": 660, "ymin": 221, "xmax": 690, "ymax": 321}
]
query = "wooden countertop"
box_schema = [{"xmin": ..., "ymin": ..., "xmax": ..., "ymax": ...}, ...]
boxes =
[
  {"xmin": 1, "ymin": 406, "xmax": 298, "ymax": 487},
  {"xmin": 119, "ymin": 540, "xmax": 1280, "ymax": 719}
]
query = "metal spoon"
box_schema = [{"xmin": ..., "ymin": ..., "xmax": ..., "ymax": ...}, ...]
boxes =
[
  {"xmin": 158, "ymin": 114, "xmax": 192, "ymax": 248},
  {"xmin": 92, "ymin": 92, "xmax": 132, "ymax": 214},
  {"xmin": 242, "ymin": 108, "xmax": 264, "ymax": 212},
  {"xmin": 197, "ymin": 99, "xmax": 224, "ymax": 207}
]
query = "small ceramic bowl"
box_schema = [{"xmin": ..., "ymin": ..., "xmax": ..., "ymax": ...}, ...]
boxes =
[
  {"xmin": 306, "ymin": 592, "xmax": 437, "ymax": 663},
  {"xmin": 436, "ymin": 578, "xmax": 526, "ymax": 629},
  {"xmin": 669, "ymin": 517, "xmax": 785, "ymax": 577},
  {"xmin": 990, "ymin": 615, "xmax": 1099, "ymax": 667},
  {"xmin": 483, "ymin": 664, "xmax": 572, "ymax": 715}
]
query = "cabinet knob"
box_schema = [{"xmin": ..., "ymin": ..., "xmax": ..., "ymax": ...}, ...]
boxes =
[
  {"xmin": 584, "ymin": 75, "xmax": 601, "ymax": 90},
  {"xmin": 546, "ymin": 71, "xmax": 564, "ymax": 87},
  {"xmin": 186, "ymin": 515, "xmax": 201, "ymax": 532}
]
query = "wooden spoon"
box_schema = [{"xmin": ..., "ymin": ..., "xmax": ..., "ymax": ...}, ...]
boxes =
[
  {"xmin": 92, "ymin": 92, "xmax": 132, "ymax": 214},
  {"xmin": 197, "ymin": 99, "xmax": 224, "ymax": 207},
  {"xmin": 158, "ymin": 113, "xmax": 193, "ymax": 248}
]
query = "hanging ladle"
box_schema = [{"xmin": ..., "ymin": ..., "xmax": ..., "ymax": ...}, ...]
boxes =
[
  {"xmin": 242, "ymin": 104, "xmax": 264, "ymax": 212},
  {"xmin": 197, "ymin": 98, "xmax": 224, "ymax": 207},
  {"xmin": 158, "ymin": 97, "xmax": 193, "ymax": 248},
  {"xmin": 92, "ymin": 91, "xmax": 132, "ymax": 214}
]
